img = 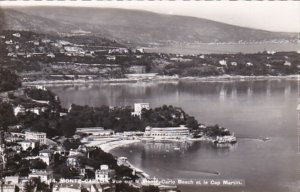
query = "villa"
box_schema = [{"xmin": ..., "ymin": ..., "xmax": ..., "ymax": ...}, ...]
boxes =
[
  {"xmin": 95, "ymin": 164, "xmax": 115, "ymax": 183},
  {"xmin": 25, "ymin": 131, "xmax": 47, "ymax": 145}
]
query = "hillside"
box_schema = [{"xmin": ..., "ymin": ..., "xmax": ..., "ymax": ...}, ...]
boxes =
[{"xmin": 2, "ymin": 7, "xmax": 298, "ymax": 45}]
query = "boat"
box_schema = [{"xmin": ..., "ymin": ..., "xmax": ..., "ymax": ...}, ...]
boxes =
[
  {"xmin": 213, "ymin": 135, "xmax": 237, "ymax": 144},
  {"xmin": 262, "ymin": 137, "xmax": 270, "ymax": 142}
]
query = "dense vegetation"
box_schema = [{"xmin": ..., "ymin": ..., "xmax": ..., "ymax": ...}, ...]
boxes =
[
  {"xmin": 0, "ymin": 102, "xmax": 16, "ymax": 130},
  {"xmin": 25, "ymin": 87, "xmax": 56, "ymax": 101},
  {"xmin": 58, "ymin": 104, "xmax": 198, "ymax": 137},
  {"xmin": 51, "ymin": 147, "xmax": 137, "ymax": 180},
  {"xmin": 0, "ymin": 68, "xmax": 21, "ymax": 92}
]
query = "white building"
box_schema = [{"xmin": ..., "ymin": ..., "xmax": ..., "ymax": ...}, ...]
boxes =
[
  {"xmin": 231, "ymin": 62, "xmax": 238, "ymax": 66},
  {"xmin": 12, "ymin": 33, "xmax": 21, "ymax": 38},
  {"xmin": 18, "ymin": 140, "xmax": 37, "ymax": 151},
  {"xmin": 35, "ymin": 85, "xmax": 47, "ymax": 91},
  {"xmin": 5, "ymin": 176, "xmax": 19, "ymax": 184},
  {"xmin": 131, "ymin": 103, "xmax": 150, "ymax": 117},
  {"xmin": 5, "ymin": 40, "xmax": 13, "ymax": 45},
  {"xmin": 39, "ymin": 149, "xmax": 52, "ymax": 157},
  {"xmin": 106, "ymin": 55, "xmax": 116, "ymax": 61},
  {"xmin": 13, "ymin": 105, "xmax": 46, "ymax": 116},
  {"xmin": 136, "ymin": 48, "xmax": 144, "ymax": 53},
  {"xmin": 67, "ymin": 156, "xmax": 80, "ymax": 168},
  {"xmin": 75, "ymin": 127, "xmax": 114, "ymax": 136},
  {"xmin": 267, "ymin": 50, "xmax": 276, "ymax": 55},
  {"xmin": 25, "ymin": 131, "xmax": 47, "ymax": 145},
  {"xmin": 219, "ymin": 60, "xmax": 227, "ymax": 66},
  {"xmin": 38, "ymin": 156, "xmax": 50, "ymax": 165},
  {"xmin": 108, "ymin": 48, "xmax": 129, "ymax": 54},
  {"xmin": 95, "ymin": 165, "xmax": 114, "ymax": 183},
  {"xmin": 69, "ymin": 149, "xmax": 84, "ymax": 156},
  {"xmin": 144, "ymin": 125, "xmax": 190, "ymax": 140},
  {"xmin": 64, "ymin": 46, "xmax": 84, "ymax": 53},
  {"xmin": 284, "ymin": 61, "xmax": 292, "ymax": 67},
  {"xmin": 28, "ymin": 170, "xmax": 51, "ymax": 183},
  {"xmin": 125, "ymin": 73, "xmax": 157, "ymax": 80},
  {"xmin": 26, "ymin": 156, "xmax": 50, "ymax": 165},
  {"xmin": 265, "ymin": 64, "xmax": 272, "ymax": 68}
]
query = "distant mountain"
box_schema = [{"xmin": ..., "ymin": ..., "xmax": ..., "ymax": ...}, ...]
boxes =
[{"xmin": 2, "ymin": 7, "xmax": 298, "ymax": 45}]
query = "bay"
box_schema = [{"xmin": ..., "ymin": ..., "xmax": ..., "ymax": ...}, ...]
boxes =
[{"xmin": 49, "ymin": 79, "xmax": 299, "ymax": 192}]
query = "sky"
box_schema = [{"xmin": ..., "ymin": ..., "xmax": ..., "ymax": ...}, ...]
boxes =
[{"xmin": 0, "ymin": 1, "xmax": 299, "ymax": 33}]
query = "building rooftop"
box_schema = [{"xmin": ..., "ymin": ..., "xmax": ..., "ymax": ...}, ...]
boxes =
[
  {"xmin": 29, "ymin": 170, "xmax": 50, "ymax": 176},
  {"xmin": 146, "ymin": 126, "xmax": 188, "ymax": 131},
  {"xmin": 76, "ymin": 127, "xmax": 105, "ymax": 131},
  {"xmin": 25, "ymin": 131, "xmax": 46, "ymax": 135},
  {"xmin": 19, "ymin": 139, "xmax": 37, "ymax": 143}
]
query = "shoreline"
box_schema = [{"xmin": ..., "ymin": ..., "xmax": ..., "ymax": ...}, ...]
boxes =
[
  {"xmin": 86, "ymin": 139, "xmax": 141, "ymax": 153},
  {"xmin": 22, "ymin": 74, "xmax": 299, "ymax": 86}
]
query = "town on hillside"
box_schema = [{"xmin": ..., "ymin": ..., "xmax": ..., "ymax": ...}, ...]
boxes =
[{"xmin": 0, "ymin": 30, "xmax": 299, "ymax": 85}]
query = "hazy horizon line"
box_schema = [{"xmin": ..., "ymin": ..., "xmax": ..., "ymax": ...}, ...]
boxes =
[{"xmin": 1, "ymin": 3, "xmax": 299, "ymax": 34}]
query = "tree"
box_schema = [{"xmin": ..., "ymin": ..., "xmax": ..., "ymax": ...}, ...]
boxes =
[
  {"xmin": 31, "ymin": 147, "xmax": 40, "ymax": 156},
  {"xmin": 142, "ymin": 186, "xmax": 159, "ymax": 192},
  {"xmin": 0, "ymin": 102, "xmax": 16, "ymax": 130},
  {"xmin": 0, "ymin": 68, "xmax": 21, "ymax": 92},
  {"xmin": 30, "ymin": 159, "xmax": 47, "ymax": 169},
  {"xmin": 186, "ymin": 116, "xmax": 198, "ymax": 130},
  {"xmin": 116, "ymin": 183, "xmax": 139, "ymax": 192},
  {"xmin": 24, "ymin": 179, "xmax": 36, "ymax": 192},
  {"xmin": 62, "ymin": 139, "xmax": 82, "ymax": 151},
  {"xmin": 24, "ymin": 178, "xmax": 50, "ymax": 192},
  {"xmin": 60, "ymin": 164, "xmax": 79, "ymax": 179}
]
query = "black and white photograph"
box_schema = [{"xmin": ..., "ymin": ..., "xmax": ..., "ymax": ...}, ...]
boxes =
[{"xmin": 0, "ymin": 1, "xmax": 299, "ymax": 192}]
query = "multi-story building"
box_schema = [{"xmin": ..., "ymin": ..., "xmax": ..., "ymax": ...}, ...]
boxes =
[
  {"xmin": 144, "ymin": 125, "xmax": 190, "ymax": 140},
  {"xmin": 14, "ymin": 105, "xmax": 47, "ymax": 116},
  {"xmin": 131, "ymin": 103, "xmax": 150, "ymax": 117},
  {"xmin": 25, "ymin": 131, "xmax": 47, "ymax": 145},
  {"xmin": 95, "ymin": 165, "xmax": 115, "ymax": 183},
  {"xmin": 75, "ymin": 127, "xmax": 114, "ymax": 136},
  {"xmin": 66, "ymin": 156, "xmax": 80, "ymax": 168}
]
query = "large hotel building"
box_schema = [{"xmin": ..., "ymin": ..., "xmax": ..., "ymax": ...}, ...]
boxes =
[{"xmin": 144, "ymin": 125, "xmax": 190, "ymax": 139}]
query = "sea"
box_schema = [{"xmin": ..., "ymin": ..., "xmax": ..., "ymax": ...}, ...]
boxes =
[
  {"xmin": 49, "ymin": 79, "xmax": 299, "ymax": 192},
  {"xmin": 145, "ymin": 42, "xmax": 300, "ymax": 54}
]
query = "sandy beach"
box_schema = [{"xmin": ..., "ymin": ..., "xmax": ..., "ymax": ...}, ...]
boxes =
[{"xmin": 86, "ymin": 139, "xmax": 141, "ymax": 153}]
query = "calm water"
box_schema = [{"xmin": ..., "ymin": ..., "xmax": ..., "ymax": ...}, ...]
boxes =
[
  {"xmin": 146, "ymin": 43, "xmax": 300, "ymax": 54},
  {"xmin": 49, "ymin": 80, "xmax": 299, "ymax": 192}
]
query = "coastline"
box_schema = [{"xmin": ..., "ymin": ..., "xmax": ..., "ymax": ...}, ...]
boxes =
[
  {"xmin": 22, "ymin": 74, "xmax": 299, "ymax": 86},
  {"xmin": 86, "ymin": 139, "xmax": 141, "ymax": 153}
]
